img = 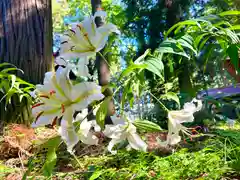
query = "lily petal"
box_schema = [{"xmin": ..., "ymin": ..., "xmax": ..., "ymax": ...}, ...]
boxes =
[
  {"xmin": 59, "ymin": 119, "xmax": 79, "ymax": 153},
  {"xmin": 79, "ymin": 131, "xmax": 99, "ymax": 145},
  {"xmin": 77, "ymin": 57, "xmax": 90, "ymax": 77},
  {"xmin": 74, "ymin": 109, "xmax": 88, "ymax": 122},
  {"xmin": 111, "ymin": 115, "xmax": 126, "ymax": 125},
  {"xmin": 168, "ymin": 110, "xmax": 194, "ymax": 124},
  {"xmin": 167, "ymin": 134, "xmax": 181, "ymax": 145},
  {"xmin": 91, "ymin": 120, "xmax": 101, "ymax": 132},
  {"xmin": 103, "ymin": 124, "xmax": 123, "ymax": 139},
  {"xmin": 94, "ymin": 10, "xmax": 107, "ymax": 19},
  {"xmin": 59, "ymin": 108, "xmax": 79, "ymax": 153},
  {"xmin": 107, "ymin": 139, "xmax": 123, "ymax": 155},
  {"xmin": 127, "ymin": 133, "xmax": 147, "ymax": 152},
  {"xmin": 79, "ymin": 119, "xmax": 92, "ymax": 137},
  {"xmin": 71, "ymin": 82, "xmax": 104, "ymax": 111}
]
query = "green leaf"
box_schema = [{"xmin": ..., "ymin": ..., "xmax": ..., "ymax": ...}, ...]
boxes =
[
  {"xmin": 157, "ymin": 39, "xmax": 190, "ymax": 59},
  {"xmin": 22, "ymin": 157, "xmax": 34, "ymax": 180},
  {"xmin": 224, "ymin": 29, "xmax": 240, "ymax": 44},
  {"xmin": 16, "ymin": 77, "xmax": 34, "ymax": 86},
  {"xmin": 1, "ymin": 67, "xmax": 24, "ymax": 74},
  {"xmin": 219, "ymin": 11, "xmax": 240, "ymax": 16},
  {"xmin": 42, "ymin": 136, "xmax": 61, "ymax": 177},
  {"xmin": 203, "ymin": 44, "xmax": 215, "ymax": 72},
  {"xmin": 9, "ymin": 75, "xmax": 16, "ymax": 90},
  {"xmin": 134, "ymin": 49, "xmax": 151, "ymax": 64},
  {"xmin": 160, "ymin": 92, "xmax": 180, "ymax": 107},
  {"xmin": 199, "ymin": 35, "xmax": 211, "ymax": 51},
  {"xmin": 133, "ymin": 120, "xmax": 162, "ymax": 132},
  {"xmin": 89, "ymin": 170, "xmax": 104, "ymax": 180},
  {"xmin": 127, "ymin": 91, "xmax": 134, "ymax": 108},
  {"xmin": 19, "ymin": 94, "xmax": 31, "ymax": 103},
  {"xmin": 4, "ymin": 90, "xmax": 16, "ymax": 106},
  {"xmin": 0, "ymin": 62, "xmax": 17, "ymax": 69},
  {"xmin": 52, "ymin": 0, "xmax": 62, "ymax": 14},
  {"xmin": 230, "ymin": 25, "xmax": 240, "ymax": 31},
  {"xmin": 121, "ymin": 81, "xmax": 131, "ymax": 110},
  {"xmin": 165, "ymin": 20, "xmax": 201, "ymax": 38},
  {"xmin": 43, "ymin": 148, "xmax": 57, "ymax": 177},
  {"xmin": 145, "ymin": 57, "xmax": 164, "ymax": 80},
  {"xmin": 226, "ymin": 44, "xmax": 239, "ymax": 72},
  {"xmin": 178, "ymin": 36, "xmax": 197, "ymax": 55},
  {"xmin": 96, "ymin": 97, "xmax": 111, "ymax": 129},
  {"xmin": 23, "ymin": 86, "xmax": 35, "ymax": 92},
  {"xmin": 119, "ymin": 64, "xmax": 147, "ymax": 80}
]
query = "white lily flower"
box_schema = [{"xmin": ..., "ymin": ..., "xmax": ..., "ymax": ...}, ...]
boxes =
[
  {"xmin": 59, "ymin": 113, "xmax": 99, "ymax": 153},
  {"xmin": 31, "ymin": 66, "xmax": 104, "ymax": 129},
  {"xmin": 78, "ymin": 119, "xmax": 99, "ymax": 145},
  {"xmin": 55, "ymin": 55, "xmax": 90, "ymax": 78},
  {"xmin": 60, "ymin": 10, "xmax": 119, "ymax": 59},
  {"xmin": 58, "ymin": 108, "xmax": 79, "ymax": 153},
  {"xmin": 76, "ymin": 57, "xmax": 90, "ymax": 77},
  {"xmin": 73, "ymin": 108, "xmax": 88, "ymax": 123},
  {"xmin": 103, "ymin": 115, "xmax": 147, "ymax": 154},
  {"xmin": 160, "ymin": 99, "xmax": 202, "ymax": 146},
  {"xmin": 73, "ymin": 109, "xmax": 101, "ymax": 132},
  {"xmin": 90, "ymin": 120, "xmax": 101, "ymax": 132}
]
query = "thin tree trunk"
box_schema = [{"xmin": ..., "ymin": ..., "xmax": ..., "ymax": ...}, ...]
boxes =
[
  {"xmin": 91, "ymin": 0, "xmax": 113, "ymax": 124},
  {"xmin": 177, "ymin": 59, "xmax": 195, "ymax": 98},
  {"xmin": 0, "ymin": 0, "xmax": 53, "ymax": 84}
]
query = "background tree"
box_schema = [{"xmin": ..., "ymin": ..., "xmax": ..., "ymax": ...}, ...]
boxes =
[
  {"xmin": 121, "ymin": 0, "xmax": 199, "ymax": 98},
  {"xmin": 0, "ymin": 0, "xmax": 52, "ymax": 125},
  {"xmin": 0, "ymin": 0, "xmax": 53, "ymax": 84}
]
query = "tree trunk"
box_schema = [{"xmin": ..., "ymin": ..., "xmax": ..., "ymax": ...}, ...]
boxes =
[
  {"xmin": 166, "ymin": 0, "xmax": 195, "ymax": 99},
  {"xmin": 0, "ymin": 0, "xmax": 52, "ymax": 126},
  {"xmin": 91, "ymin": 0, "xmax": 113, "ymax": 124},
  {"xmin": 177, "ymin": 58, "xmax": 195, "ymax": 99},
  {"xmin": 0, "ymin": 0, "xmax": 53, "ymax": 84}
]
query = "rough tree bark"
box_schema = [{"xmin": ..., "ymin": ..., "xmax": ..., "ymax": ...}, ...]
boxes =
[
  {"xmin": 166, "ymin": 1, "xmax": 195, "ymax": 98},
  {"xmin": 91, "ymin": 0, "xmax": 113, "ymax": 124},
  {"xmin": 0, "ymin": 0, "xmax": 53, "ymax": 84},
  {"xmin": 0, "ymin": 0, "xmax": 52, "ymax": 126}
]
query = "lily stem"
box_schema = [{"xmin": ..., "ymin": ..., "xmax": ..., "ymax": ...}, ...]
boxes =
[
  {"xmin": 148, "ymin": 90, "xmax": 169, "ymax": 112},
  {"xmin": 138, "ymin": 83, "xmax": 169, "ymax": 112},
  {"xmin": 72, "ymin": 153, "xmax": 84, "ymax": 169}
]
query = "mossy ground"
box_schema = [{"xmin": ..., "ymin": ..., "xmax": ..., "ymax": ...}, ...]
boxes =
[{"xmin": 1, "ymin": 122, "xmax": 240, "ymax": 180}]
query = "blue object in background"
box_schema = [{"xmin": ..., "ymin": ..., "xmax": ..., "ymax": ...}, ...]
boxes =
[{"xmin": 63, "ymin": 8, "xmax": 84, "ymax": 25}]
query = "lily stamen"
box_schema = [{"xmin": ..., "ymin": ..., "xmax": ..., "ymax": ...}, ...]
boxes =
[
  {"xmin": 50, "ymin": 90, "xmax": 56, "ymax": 95},
  {"xmin": 61, "ymin": 104, "xmax": 65, "ymax": 113},
  {"xmin": 32, "ymin": 103, "xmax": 45, "ymax": 109},
  {"xmin": 77, "ymin": 24, "xmax": 82, "ymax": 30},
  {"xmin": 70, "ymin": 29, "xmax": 76, "ymax": 34},
  {"xmin": 52, "ymin": 116, "xmax": 58, "ymax": 126},
  {"xmin": 39, "ymin": 94, "xmax": 50, "ymax": 99},
  {"xmin": 35, "ymin": 111, "xmax": 44, "ymax": 123},
  {"xmin": 191, "ymin": 129, "xmax": 199, "ymax": 135},
  {"xmin": 61, "ymin": 41, "xmax": 68, "ymax": 44}
]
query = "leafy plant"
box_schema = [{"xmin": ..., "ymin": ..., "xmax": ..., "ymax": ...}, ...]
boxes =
[
  {"xmin": 0, "ymin": 63, "xmax": 35, "ymax": 125},
  {"xmin": 164, "ymin": 11, "xmax": 240, "ymax": 74}
]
